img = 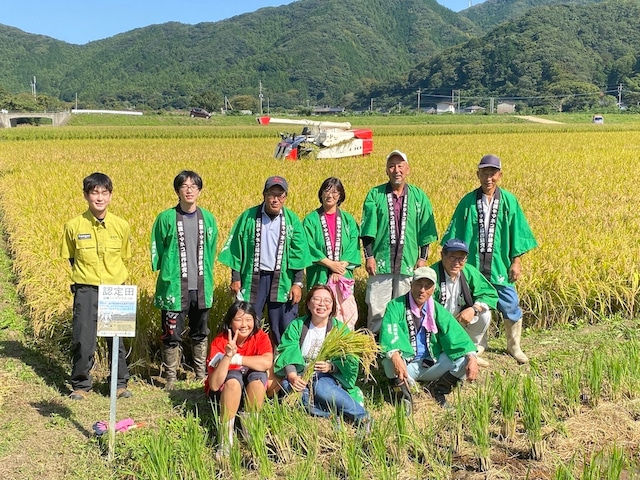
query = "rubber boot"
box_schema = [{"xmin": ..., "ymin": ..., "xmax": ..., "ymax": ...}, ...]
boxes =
[
  {"xmin": 192, "ymin": 341, "xmax": 208, "ymax": 381},
  {"xmin": 163, "ymin": 345, "xmax": 181, "ymax": 391},
  {"xmin": 504, "ymin": 319, "xmax": 528, "ymax": 364},
  {"xmin": 390, "ymin": 377, "xmax": 413, "ymax": 416},
  {"xmin": 428, "ymin": 372, "xmax": 461, "ymax": 408}
]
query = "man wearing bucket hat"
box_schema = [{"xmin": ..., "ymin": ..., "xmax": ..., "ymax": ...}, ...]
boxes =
[
  {"xmin": 431, "ymin": 238, "xmax": 498, "ymax": 367},
  {"xmin": 219, "ymin": 176, "xmax": 311, "ymax": 346},
  {"xmin": 360, "ymin": 150, "xmax": 438, "ymax": 334},
  {"xmin": 441, "ymin": 154, "xmax": 538, "ymax": 364},
  {"xmin": 379, "ymin": 266, "xmax": 478, "ymax": 410}
]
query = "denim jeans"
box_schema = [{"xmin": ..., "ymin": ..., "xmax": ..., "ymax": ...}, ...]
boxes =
[
  {"xmin": 282, "ymin": 373, "xmax": 368, "ymax": 423},
  {"xmin": 382, "ymin": 352, "xmax": 469, "ymax": 384}
]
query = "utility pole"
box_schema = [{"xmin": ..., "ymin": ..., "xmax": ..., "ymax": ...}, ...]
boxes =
[
  {"xmin": 31, "ymin": 76, "xmax": 36, "ymax": 100},
  {"xmin": 259, "ymin": 81, "xmax": 264, "ymax": 115},
  {"xmin": 370, "ymin": 98, "xmax": 374, "ymax": 112},
  {"xmin": 417, "ymin": 88, "xmax": 421, "ymax": 114},
  {"xmin": 618, "ymin": 83, "xmax": 623, "ymax": 108}
]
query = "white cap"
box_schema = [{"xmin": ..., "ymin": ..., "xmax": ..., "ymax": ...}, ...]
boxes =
[{"xmin": 386, "ymin": 150, "xmax": 408, "ymax": 164}]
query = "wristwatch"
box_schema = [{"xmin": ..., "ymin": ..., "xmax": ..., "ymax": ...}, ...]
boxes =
[
  {"xmin": 472, "ymin": 305, "xmax": 480, "ymax": 315},
  {"xmin": 293, "ymin": 282, "xmax": 303, "ymax": 288}
]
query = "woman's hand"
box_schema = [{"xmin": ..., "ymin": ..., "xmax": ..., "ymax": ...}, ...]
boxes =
[
  {"xmin": 287, "ymin": 373, "xmax": 308, "ymax": 392},
  {"xmin": 224, "ymin": 329, "xmax": 239, "ymax": 357},
  {"xmin": 314, "ymin": 361, "xmax": 333, "ymax": 374}
]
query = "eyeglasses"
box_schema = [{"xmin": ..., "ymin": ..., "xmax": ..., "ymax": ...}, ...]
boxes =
[
  {"xmin": 265, "ymin": 192, "xmax": 286, "ymax": 200},
  {"xmin": 447, "ymin": 256, "xmax": 467, "ymax": 264},
  {"xmin": 323, "ymin": 190, "xmax": 340, "ymax": 198},
  {"xmin": 310, "ymin": 296, "xmax": 333, "ymax": 305},
  {"xmin": 179, "ymin": 183, "xmax": 200, "ymax": 192}
]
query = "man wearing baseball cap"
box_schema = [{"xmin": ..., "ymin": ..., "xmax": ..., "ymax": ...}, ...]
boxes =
[
  {"xmin": 360, "ymin": 150, "xmax": 438, "ymax": 334},
  {"xmin": 441, "ymin": 154, "xmax": 538, "ymax": 364},
  {"xmin": 219, "ymin": 176, "xmax": 311, "ymax": 346},
  {"xmin": 379, "ymin": 266, "xmax": 478, "ymax": 410},
  {"xmin": 431, "ymin": 239, "xmax": 498, "ymax": 367}
]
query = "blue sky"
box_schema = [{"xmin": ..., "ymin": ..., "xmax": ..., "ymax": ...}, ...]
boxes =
[{"xmin": 2, "ymin": 0, "xmax": 485, "ymax": 45}]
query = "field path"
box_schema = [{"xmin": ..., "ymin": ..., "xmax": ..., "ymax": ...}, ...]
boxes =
[{"xmin": 515, "ymin": 115, "xmax": 564, "ymax": 124}]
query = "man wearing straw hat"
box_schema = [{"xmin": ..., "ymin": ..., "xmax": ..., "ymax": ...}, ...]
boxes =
[
  {"xmin": 379, "ymin": 266, "xmax": 478, "ymax": 410},
  {"xmin": 441, "ymin": 154, "xmax": 538, "ymax": 364},
  {"xmin": 360, "ymin": 150, "xmax": 438, "ymax": 334}
]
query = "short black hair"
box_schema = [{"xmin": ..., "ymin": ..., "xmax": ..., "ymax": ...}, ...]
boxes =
[
  {"xmin": 220, "ymin": 301, "xmax": 261, "ymax": 336},
  {"xmin": 83, "ymin": 172, "xmax": 113, "ymax": 193},
  {"xmin": 173, "ymin": 170, "xmax": 203, "ymax": 192},
  {"xmin": 317, "ymin": 177, "xmax": 345, "ymax": 206}
]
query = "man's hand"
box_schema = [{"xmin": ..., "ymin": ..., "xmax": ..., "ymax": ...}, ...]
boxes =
[
  {"xmin": 390, "ymin": 351, "xmax": 408, "ymax": 382},
  {"xmin": 465, "ymin": 354, "xmax": 479, "ymax": 382},
  {"xmin": 456, "ymin": 307, "xmax": 476, "ymax": 325},
  {"xmin": 415, "ymin": 258, "xmax": 427, "ymax": 269},
  {"xmin": 289, "ymin": 284, "xmax": 302, "ymax": 304},
  {"xmin": 365, "ymin": 257, "xmax": 376, "ymax": 276},
  {"xmin": 509, "ymin": 256, "xmax": 522, "ymax": 282},
  {"xmin": 229, "ymin": 280, "xmax": 241, "ymax": 296}
]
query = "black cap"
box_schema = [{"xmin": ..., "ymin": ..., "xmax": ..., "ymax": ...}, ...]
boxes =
[
  {"xmin": 478, "ymin": 154, "xmax": 502, "ymax": 170},
  {"xmin": 264, "ymin": 176, "xmax": 288, "ymax": 192}
]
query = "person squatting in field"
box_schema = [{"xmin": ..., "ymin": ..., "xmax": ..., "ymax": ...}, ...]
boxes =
[
  {"xmin": 60, "ymin": 172, "xmax": 132, "ymax": 401},
  {"xmin": 379, "ymin": 266, "xmax": 478, "ymax": 412},
  {"xmin": 271, "ymin": 285, "xmax": 370, "ymax": 427},
  {"xmin": 303, "ymin": 177, "xmax": 361, "ymax": 329},
  {"xmin": 441, "ymin": 154, "xmax": 538, "ymax": 364},
  {"xmin": 205, "ymin": 301, "xmax": 273, "ymax": 458},
  {"xmin": 431, "ymin": 238, "xmax": 499, "ymax": 367},
  {"xmin": 219, "ymin": 176, "xmax": 311, "ymax": 346},
  {"xmin": 360, "ymin": 150, "xmax": 438, "ymax": 334},
  {"xmin": 151, "ymin": 170, "xmax": 218, "ymax": 390}
]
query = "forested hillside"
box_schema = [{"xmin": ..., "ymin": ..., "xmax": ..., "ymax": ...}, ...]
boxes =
[
  {"xmin": 399, "ymin": 0, "xmax": 640, "ymax": 110},
  {"xmin": 0, "ymin": 0, "xmax": 639, "ymax": 111},
  {"xmin": 460, "ymin": 0, "xmax": 604, "ymax": 31},
  {"xmin": 0, "ymin": 0, "xmax": 477, "ymax": 109}
]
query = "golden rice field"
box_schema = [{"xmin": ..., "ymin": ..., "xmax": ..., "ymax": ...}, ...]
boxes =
[{"xmin": 1, "ymin": 122, "xmax": 640, "ymax": 368}]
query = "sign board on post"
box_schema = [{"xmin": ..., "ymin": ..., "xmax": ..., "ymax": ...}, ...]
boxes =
[
  {"xmin": 97, "ymin": 285, "xmax": 137, "ymax": 461},
  {"xmin": 97, "ymin": 285, "xmax": 137, "ymax": 338}
]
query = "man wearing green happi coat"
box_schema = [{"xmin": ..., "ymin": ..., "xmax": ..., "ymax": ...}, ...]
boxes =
[
  {"xmin": 219, "ymin": 176, "xmax": 311, "ymax": 345},
  {"xmin": 151, "ymin": 170, "xmax": 218, "ymax": 389},
  {"xmin": 441, "ymin": 154, "xmax": 537, "ymax": 364},
  {"xmin": 361, "ymin": 150, "xmax": 438, "ymax": 333}
]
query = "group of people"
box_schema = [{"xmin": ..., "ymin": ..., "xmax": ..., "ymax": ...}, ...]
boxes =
[{"xmin": 60, "ymin": 149, "xmax": 537, "ymax": 451}]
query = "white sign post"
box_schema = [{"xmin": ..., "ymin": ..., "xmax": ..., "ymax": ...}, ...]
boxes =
[{"xmin": 97, "ymin": 285, "xmax": 137, "ymax": 461}]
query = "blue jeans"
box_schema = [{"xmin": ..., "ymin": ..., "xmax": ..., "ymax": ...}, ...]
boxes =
[
  {"xmin": 282, "ymin": 373, "xmax": 368, "ymax": 423},
  {"xmin": 382, "ymin": 352, "xmax": 469, "ymax": 384},
  {"xmin": 495, "ymin": 284, "xmax": 523, "ymax": 321}
]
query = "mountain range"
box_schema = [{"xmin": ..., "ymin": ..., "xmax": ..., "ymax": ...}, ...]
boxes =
[{"xmin": 1, "ymin": 0, "xmax": 637, "ymax": 111}]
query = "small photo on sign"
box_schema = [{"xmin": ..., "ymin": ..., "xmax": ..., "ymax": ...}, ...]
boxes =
[{"xmin": 97, "ymin": 285, "xmax": 137, "ymax": 337}]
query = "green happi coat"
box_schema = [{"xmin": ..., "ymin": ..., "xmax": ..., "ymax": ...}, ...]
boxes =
[
  {"xmin": 303, "ymin": 208, "xmax": 361, "ymax": 288},
  {"xmin": 441, "ymin": 188, "xmax": 538, "ymax": 287},
  {"xmin": 380, "ymin": 294, "xmax": 476, "ymax": 361},
  {"xmin": 274, "ymin": 316, "xmax": 364, "ymax": 405},
  {"xmin": 218, "ymin": 205, "xmax": 311, "ymax": 303},
  {"xmin": 360, "ymin": 183, "xmax": 438, "ymax": 276},
  {"xmin": 150, "ymin": 207, "xmax": 218, "ymax": 311},
  {"xmin": 431, "ymin": 261, "xmax": 498, "ymax": 310}
]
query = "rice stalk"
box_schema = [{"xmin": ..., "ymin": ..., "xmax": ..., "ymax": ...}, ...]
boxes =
[
  {"xmin": 470, "ymin": 385, "xmax": 492, "ymax": 471},
  {"xmin": 496, "ymin": 371, "xmax": 520, "ymax": 440},
  {"xmin": 522, "ymin": 375, "xmax": 545, "ymax": 461},
  {"xmin": 587, "ymin": 350, "xmax": 604, "ymax": 407}
]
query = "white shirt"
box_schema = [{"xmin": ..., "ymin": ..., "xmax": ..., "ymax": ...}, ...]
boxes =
[{"xmin": 301, "ymin": 323, "xmax": 327, "ymax": 361}]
